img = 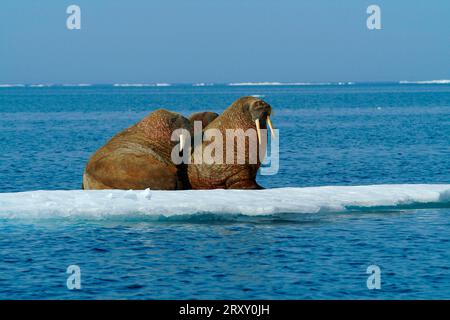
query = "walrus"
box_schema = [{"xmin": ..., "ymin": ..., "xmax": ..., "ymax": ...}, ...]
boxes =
[
  {"xmin": 187, "ymin": 97, "xmax": 275, "ymax": 189},
  {"xmin": 188, "ymin": 111, "xmax": 219, "ymax": 128},
  {"xmin": 188, "ymin": 111, "xmax": 219, "ymax": 151},
  {"xmin": 83, "ymin": 109, "xmax": 192, "ymax": 190}
]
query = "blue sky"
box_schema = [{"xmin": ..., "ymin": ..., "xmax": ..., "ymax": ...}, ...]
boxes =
[{"xmin": 1, "ymin": 0, "xmax": 449, "ymax": 83}]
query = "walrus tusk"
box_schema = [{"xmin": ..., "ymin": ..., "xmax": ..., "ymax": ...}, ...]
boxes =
[
  {"xmin": 255, "ymin": 119, "xmax": 262, "ymax": 145},
  {"xmin": 267, "ymin": 116, "xmax": 275, "ymax": 137},
  {"xmin": 179, "ymin": 133, "xmax": 185, "ymax": 152}
]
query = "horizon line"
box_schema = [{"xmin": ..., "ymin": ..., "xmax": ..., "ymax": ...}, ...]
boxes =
[{"xmin": 1, "ymin": 79, "xmax": 450, "ymax": 87}]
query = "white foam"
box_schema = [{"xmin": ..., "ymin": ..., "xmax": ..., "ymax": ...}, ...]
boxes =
[
  {"xmin": 29, "ymin": 84, "xmax": 53, "ymax": 87},
  {"xmin": 229, "ymin": 82, "xmax": 284, "ymax": 86},
  {"xmin": 0, "ymin": 84, "xmax": 25, "ymax": 88},
  {"xmin": 62, "ymin": 84, "xmax": 92, "ymax": 87},
  {"xmin": 0, "ymin": 184, "xmax": 449, "ymax": 220},
  {"xmin": 228, "ymin": 82, "xmax": 354, "ymax": 86},
  {"xmin": 113, "ymin": 83, "xmax": 153, "ymax": 87},
  {"xmin": 113, "ymin": 83, "xmax": 171, "ymax": 87},
  {"xmin": 155, "ymin": 83, "xmax": 171, "ymax": 87},
  {"xmin": 193, "ymin": 83, "xmax": 214, "ymax": 87},
  {"xmin": 399, "ymin": 80, "xmax": 450, "ymax": 84}
]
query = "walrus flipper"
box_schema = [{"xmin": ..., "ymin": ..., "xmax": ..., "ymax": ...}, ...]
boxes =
[{"xmin": 227, "ymin": 180, "xmax": 264, "ymax": 189}]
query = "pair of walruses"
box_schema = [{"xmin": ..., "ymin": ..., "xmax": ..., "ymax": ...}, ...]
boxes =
[{"xmin": 83, "ymin": 96, "xmax": 274, "ymax": 190}]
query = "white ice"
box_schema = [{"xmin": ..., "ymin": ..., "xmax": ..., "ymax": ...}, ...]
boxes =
[{"xmin": 0, "ymin": 184, "xmax": 449, "ymax": 219}]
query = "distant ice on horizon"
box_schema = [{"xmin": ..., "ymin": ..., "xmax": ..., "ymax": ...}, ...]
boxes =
[
  {"xmin": 399, "ymin": 80, "xmax": 450, "ymax": 84},
  {"xmin": 113, "ymin": 83, "xmax": 171, "ymax": 87},
  {"xmin": 228, "ymin": 82, "xmax": 355, "ymax": 86}
]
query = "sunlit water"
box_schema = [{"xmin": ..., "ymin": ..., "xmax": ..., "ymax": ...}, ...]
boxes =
[{"xmin": 0, "ymin": 83, "xmax": 449, "ymax": 299}]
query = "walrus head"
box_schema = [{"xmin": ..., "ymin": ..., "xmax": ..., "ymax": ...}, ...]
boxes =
[
  {"xmin": 246, "ymin": 98, "xmax": 275, "ymax": 144},
  {"xmin": 220, "ymin": 96, "xmax": 275, "ymax": 144}
]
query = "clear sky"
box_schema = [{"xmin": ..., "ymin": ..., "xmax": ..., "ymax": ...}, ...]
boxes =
[{"xmin": 1, "ymin": 0, "xmax": 449, "ymax": 84}]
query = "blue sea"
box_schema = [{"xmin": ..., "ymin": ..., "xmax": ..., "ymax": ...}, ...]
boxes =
[{"xmin": 0, "ymin": 82, "xmax": 449, "ymax": 299}]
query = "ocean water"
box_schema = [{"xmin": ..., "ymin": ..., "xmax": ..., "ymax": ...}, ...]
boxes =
[{"xmin": 0, "ymin": 83, "xmax": 449, "ymax": 299}]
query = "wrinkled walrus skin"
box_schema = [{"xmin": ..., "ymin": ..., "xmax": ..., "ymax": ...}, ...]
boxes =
[
  {"xmin": 83, "ymin": 109, "xmax": 192, "ymax": 190},
  {"xmin": 188, "ymin": 111, "xmax": 219, "ymax": 129},
  {"xmin": 188, "ymin": 97, "xmax": 272, "ymax": 189}
]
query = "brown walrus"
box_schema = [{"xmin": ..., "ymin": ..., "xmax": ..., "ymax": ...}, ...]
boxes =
[
  {"xmin": 187, "ymin": 97, "xmax": 275, "ymax": 189},
  {"xmin": 83, "ymin": 109, "xmax": 192, "ymax": 190},
  {"xmin": 188, "ymin": 111, "xmax": 219, "ymax": 128}
]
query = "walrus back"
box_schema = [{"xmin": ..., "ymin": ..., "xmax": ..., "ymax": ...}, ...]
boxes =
[{"xmin": 83, "ymin": 124, "xmax": 179, "ymax": 190}]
